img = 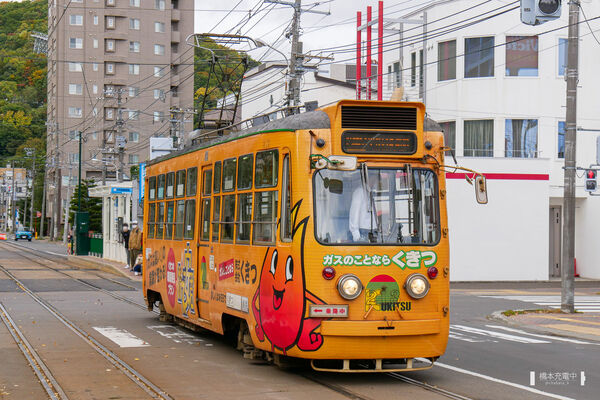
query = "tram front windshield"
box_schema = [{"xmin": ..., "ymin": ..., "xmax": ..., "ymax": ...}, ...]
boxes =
[{"xmin": 314, "ymin": 167, "xmax": 439, "ymax": 245}]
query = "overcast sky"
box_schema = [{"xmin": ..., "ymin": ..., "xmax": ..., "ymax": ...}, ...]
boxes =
[{"xmin": 194, "ymin": 0, "xmax": 434, "ymax": 66}]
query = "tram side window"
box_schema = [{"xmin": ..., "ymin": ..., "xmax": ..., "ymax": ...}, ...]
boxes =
[
  {"xmin": 184, "ymin": 199, "xmax": 196, "ymax": 239},
  {"xmin": 156, "ymin": 202, "xmax": 165, "ymax": 239},
  {"xmin": 148, "ymin": 176, "xmax": 156, "ymax": 201},
  {"xmin": 157, "ymin": 174, "xmax": 165, "ymax": 200},
  {"xmin": 202, "ymin": 169, "xmax": 212, "ymax": 196},
  {"xmin": 165, "ymin": 201, "xmax": 174, "ymax": 239},
  {"xmin": 166, "ymin": 172, "xmax": 175, "ymax": 199},
  {"xmin": 186, "ymin": 167, "xmax": 197, "ymax": 196},
  {"xmin": 175, "ymin": 200, "xmax": 185, "ymax": 239},
  {"xmin": 222, "ymin": 158, "xmax": 237, "ymax": 192},
  {"xmin": 237, "ymin": 193, "xmax": 252, "ymax": 243},
  {"xmin": 176, "ymin": 170, "xmax": 186, "ymax": 198},
  {"xmin": 201, "ymin": 199, "xmax": 210, "ymax": 241},
  {"xmin": 255, "ymin": 150, "xmax": 278, "ymax": 188},
  {"xmin": 221, "ymin": 195, "xmax": 235, "ymax": 242},
  {"xmin": 213, "ymin": 161, "xmax": 221, "ymax": 193},
  {"xmin": 280, "ymin": 154, "xmax": 292, "ymax": 241},
  {"xmin": 212, "ymin": 196, "xmax": 221, "ymax": 241},
  {"xmin": 253, "ymin": 191, "xmax": 278, "ymax": 245},
  {"xmin": 237, "ymin": 154, "xmax": 253, "ymax": 190},
  {"xmin": 147, "ymin": 203, "xmax": 155, "ymax": 238}
]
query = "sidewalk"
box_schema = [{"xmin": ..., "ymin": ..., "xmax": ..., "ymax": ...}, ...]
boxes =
[{"xmin": 68, "ymin": 255, "xmax": 143, "ymax": 282}]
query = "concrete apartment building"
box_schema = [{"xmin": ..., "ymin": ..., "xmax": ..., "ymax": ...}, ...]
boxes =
[{"xmin": 46, "ymin": 0, "xmax": 194, "ymax": 235}]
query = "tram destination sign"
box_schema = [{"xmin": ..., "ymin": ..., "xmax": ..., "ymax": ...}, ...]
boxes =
[{"xmin": 341, "ymin": 131, "xmax": 417, "ymax": 155}]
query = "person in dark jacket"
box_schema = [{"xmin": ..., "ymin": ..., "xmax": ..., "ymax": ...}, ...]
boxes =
[{"xmin": 122, "ymin": 223, "xmax": 130, "ymax": 268}]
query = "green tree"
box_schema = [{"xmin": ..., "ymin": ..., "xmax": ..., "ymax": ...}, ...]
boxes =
[{"xmin": 68, "ymin": 180, "xmax": 102, "ymax": 232}]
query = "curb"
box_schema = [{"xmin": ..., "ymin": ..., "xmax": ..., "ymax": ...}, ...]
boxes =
[
  {"xmin": 487, "ymin": 310, "xmax": 600, "ymax": 344},
  {"xmin": 67, "ymin": 255, "xmax": 133, "ymax": 280}
]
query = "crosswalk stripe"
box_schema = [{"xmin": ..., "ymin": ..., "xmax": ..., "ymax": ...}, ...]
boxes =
[
  {"xmin": 484, "ymin": 325, "xmax": 596, "ymax": 345},
  {"xmin": 479, "ymin": 295, "xmax": 600, "ymax": 313},
  {"xmin": 451, "ymin": 325, "xmax": 550, "ymax": 344}
]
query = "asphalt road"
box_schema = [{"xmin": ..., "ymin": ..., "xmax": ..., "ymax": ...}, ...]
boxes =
[{"xmin": 1, "ymin": 240, "xmax": 598, "ymax": 400}]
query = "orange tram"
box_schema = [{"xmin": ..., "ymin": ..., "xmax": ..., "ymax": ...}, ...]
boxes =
[{"xmin": 143, "ymin": 100, "xmax": 476, "ymax": 372}]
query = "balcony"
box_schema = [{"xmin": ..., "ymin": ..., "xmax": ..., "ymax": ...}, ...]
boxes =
[
  {"xmin": 171, "ymin": 31, "xmax": 180, "ymax": 43},
  {"xmin": 171, "ymin": 9, "xmax": 180, "ymax": 21}
]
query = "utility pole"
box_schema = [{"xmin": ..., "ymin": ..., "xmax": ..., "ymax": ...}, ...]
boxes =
[
  {"xmin": 561, "ymin": 1, "xmax": 579, "ymax": 314},
  {"xmin": 264, "ymin": 0, "xmax": 330, "ymax": 113},
  {"xmin": 116, "ymin": 88, "xmax": 125, "ymax": 182},
  {"xmin": 52, "ymin": 124, "xmax": 60, "ymax": 240},
  {"xmin": 40, "ymin": 162, "xmax": 47, "ymax": 236},
  {"xmin": 10, "ymin": 162, "xmax": 15, "ymax": 233},
  {"xmin": 25, "ymin": 148, "xmax": 36, "ymax": 231},
  {"xmin": 63, "ymin": 166, "xmax": 73, "ymax": 245}
]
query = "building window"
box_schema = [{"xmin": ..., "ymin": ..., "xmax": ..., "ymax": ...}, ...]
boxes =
[
  {"xmin": 91, "ymin": 131, "xmax": 98, "ymax": 140},
  {"xmin": 68, "ymin": 84, "xmax": 82, "ymax": 95},
  {"xmin": 154, "ymin": 44, "xmax": 165, "ymax": 56},
  {"xmin": 69, "ymin": 130, "xmax": 81, "ymax": 139},
  {"xmin": 171, "ymin": 86, "xmax": 178, "ymax": 97},
  {"xmin": 129, "ymin": 64, "xmax": 140, "ymax": 75},
  {"xmin": 438, "ymin": 40, "xmax": 456, "ymax": 81},
  {"xmin": 105, "ymin": 63, "xmax": 115, "ymax": 74},
  {"xmin": 129, "ymin": 41, "xmax": 140, "ymax": 53},
  {"xmin": 106, "ymin": 16, "xmax": 115, "ymax": 29},
  {"xmin": 106, "ymin": 39, "xmax": 115, "ymax": 52},
  {"xmin": 558, "ymin": 38, "xmax": 568, "ymax": 76},
  {"xmin": 69, "ymin": 153, "xmax": 80, "ymax": 164},
  {"xmin": 171, "ymin": 21, "xmax": 179, "ymax": 31},
  {"xmin": 129, "ymin": 154, "xmax": 139, "ymax": 164},
  {"xmin": 68, "ymin": 107, "xmax": 83, "ymax": 118},
  {"xmin": 92, "ymin": 62, "xmax": 99, "ymax": 71},
  {"xmin": 171, "ymin": 0, "xmax": 179, "ymax": 9},
  {"xmin": 68, "ymin": 62, "xmax": 82, "ymax": 72},
  {"xmin": 106, "ymin": 0, "xmax": 115, "ymax": 5},
  {"xmin": 128, "ymin": 87, "xmax": 139, "ymax": 97},
  {"xmin": 558, "ymin": 121, "xmax": 565, "ymax": 158},
  {"xmin": 153, "ymin": 89, "xmax": 164, "ymax": 99},
  {"xmin": 464, "ymin": 120, "xmax": 494, "ymax": 157},
  {"xmin": 506, "ymin": 36, "xmax": 538, "ymax": 76},
  {"xmin": 69, "ymin": 15, "xmax": 83, "ymax": 26},
  {"xmin": 128, "ymin": 110, "xmax": 139, "ymax": 120},
  {"xmin": 465, "ymin": 36, "xmax": 495, "ymax": 78},
  {"xmin": 92, "ymin": 84, "xmax": 98, "ymax": 94},
  {"xmin": 153, "ymin": 66, "xmax": 164, "ymax": 77},
  {"xmin": 69, "ymin": 38, "xmax": 83, "ymax": 49},
  {"xmin": 439, "ymin": 121, "xmax": 456, "ymax": 150},
  {"xmin": 93, "ymin": 38, "xmax": 98, "ymax": 48},
  {"xmin": 410, "ymin": 52, "xmax": 416, "ymax": 87},
  {"xmin": 154, "ymin": 22, "xmax": 165, "ymax": 33},
  {"xmin": 171, "ymin": 43, "xmax": 179, "ymax": 54},
  {"xmin": 130, "ymin": 0, "xmax": 140, "ymax": 6},
  {"xmin": 153, "ymin": 111, "xmax": 164, "ymax": 122},
  {"xmin": 105, "ymin": 108, "xmax": 114, "ymax": 120},
  {"xmin": 129, "ymin": 18, "xmax": 140, "ymax": 30},
  {"xmin": 129, "ymin": 131, "xmax": 140, "ymax": 142},
  {"xmin": 505, "ymin": 119, "xmax": 538, "ymax": 158},
  {"xmin": 155, "ymin": 0, "xmax": 165, "ymax": 10},
  {"xmin": 93, "ymin": 15, "xmax": 98, "ymax": 25}
]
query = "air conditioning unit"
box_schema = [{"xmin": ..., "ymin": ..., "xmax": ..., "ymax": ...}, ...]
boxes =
[{"xmin": 521, "ymin": 0, "xmax": 561, "ymax": 26}]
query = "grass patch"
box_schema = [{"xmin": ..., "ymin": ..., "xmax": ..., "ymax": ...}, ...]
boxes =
[{"xmin": 502, "ymin": 309, "xmax": 565, "ymax": 317}]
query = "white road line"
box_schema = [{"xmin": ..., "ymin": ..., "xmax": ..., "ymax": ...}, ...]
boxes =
[
  {"xmin": 451, "ymin": 325, "xmax": 550, "ymax": 344},
  {"xmin": 147, "ymin": 325, "xmax": 205, "ymax": 345},
  {"xmin": 93, "ymin": 326, "xmax": 150, "ymax": 347},
  {"xmin": 479, "ymin": 295, "xmax": 600, "ymax": 313},
  {"xmin": 448, "ymin": 332, "xmax": 487, "ymax": 343},
  {"xmin": 429, "ymin": 361, "xmax": 576, "ymax": 400},
  {"xmin": 485, "ymin": 325, "xmax": 597, "ymax": 345}
]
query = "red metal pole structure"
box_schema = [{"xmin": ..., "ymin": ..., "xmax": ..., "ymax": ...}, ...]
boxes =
[
  {"xmin": 366, "ymin": 6, "xmax": 372, "ymax": 100},
  {"xmin": 356, "ymin": 11, "xmax": 361, "ymax": 100},
  {"xmin": 377, "ymin": 1, "xmax": 383, "ymax": 100}
]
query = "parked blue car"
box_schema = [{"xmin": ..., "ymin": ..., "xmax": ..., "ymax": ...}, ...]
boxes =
[{"xmin": 15, "ymin": 229, "xmax": 33, "ymax": 241}]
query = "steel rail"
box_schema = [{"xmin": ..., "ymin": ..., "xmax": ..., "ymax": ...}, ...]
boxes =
[
  {"xmin": 387, "ymin": 371, "xmax": 474, "ymax": 400},
  {"xmin": 0, "ymin": 242, "xmax": 157, "ymax": 314},
  {"xmin": 0, "ymin": 302, "xmax": 69, "ymax": 400},
  {"xmin": 0, "ymin": 265, "xmax": 172, "ymax": 400}
]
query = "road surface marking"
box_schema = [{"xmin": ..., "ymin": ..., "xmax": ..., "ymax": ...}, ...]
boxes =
[
  {"xmin": 479, "ymin": 295, "xmax": 600, "ymax": 313},
  {"xmin": 93, "ymin": 326, "xmax": 149, "ymax": 347},
  {"xmin": 429, "ymin": 360, "xmax": 576, "ymax": 400},
  {"xmin": 451, "ymin": 325, "xmax": 550, "ymax": 344},
  {"xmin": 448, "ymin": 331, "xmax": 487, "ymax": 343},
  {"xmin": 540, "ymin": 324, "xmax": 600, "ymax": 337},
  {"xmin": 148, "ymin": 325, "xmax": 205, "ymax": 345},
  {"xmin": 485, "ymin": 325, "xmax": 596, "ymax": 345}
]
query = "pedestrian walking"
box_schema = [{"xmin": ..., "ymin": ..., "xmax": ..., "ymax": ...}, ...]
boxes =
[
  {"xmin": 121, "ymin": 223, "xmax": 130, "ymax": 268},
  {"xmin": 128, "ymin": 221, "xmax": 142, "ymax": 271}
]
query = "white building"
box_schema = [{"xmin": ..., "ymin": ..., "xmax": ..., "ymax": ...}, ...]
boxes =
[
  {"xmin": 382, "ymin": 0, "xmax": 600, "ymax": 280},
  {"xmin": 241, "ymin": 63, "xmax": 356, "ymax": 121}
]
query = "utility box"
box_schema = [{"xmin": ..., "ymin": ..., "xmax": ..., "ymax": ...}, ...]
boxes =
[{"xmin": 75, "ymin": 211, "xmax": 90, "ymax": 256}]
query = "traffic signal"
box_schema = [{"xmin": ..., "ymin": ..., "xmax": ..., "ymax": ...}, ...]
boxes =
[
  {"xmin": 585, "ymin": 169, "xmax": 597, "ymax": 192},
  {"xmin": 521, "ymin": 0, "xmax": 562, "ymax": 26}
]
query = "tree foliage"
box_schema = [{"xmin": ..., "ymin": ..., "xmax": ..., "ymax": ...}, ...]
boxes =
[{"xmin": 68, "ymin": 179, "xmax": 102, "ymax": 232}]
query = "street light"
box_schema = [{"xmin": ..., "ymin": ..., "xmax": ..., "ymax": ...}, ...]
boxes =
[{"xmin": 254, "ymin": 38, "xmax": 289, "ymax": 65}]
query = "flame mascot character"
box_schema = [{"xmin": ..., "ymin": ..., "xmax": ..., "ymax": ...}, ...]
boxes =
[{"xmin": 252, "ymin": 202, "xmax": 325, "ymax": 354}]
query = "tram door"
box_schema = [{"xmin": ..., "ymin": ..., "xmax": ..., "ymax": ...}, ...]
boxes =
[{"xmin": 196, "ymin": 166, "xmax": 213, "ymax": 321}]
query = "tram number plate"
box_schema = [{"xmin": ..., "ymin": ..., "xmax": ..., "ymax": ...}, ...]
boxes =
[{"xmin": 341, "ymin": 131, "xmax": 417, "ymax": 155}]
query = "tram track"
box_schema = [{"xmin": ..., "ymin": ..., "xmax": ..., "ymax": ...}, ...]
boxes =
[
  {"xmin": 0, "ymin": 241, "xmax": 157, "ymax": 315},
  {"xmin": 0, "ymin": 263, "xmax": 174, "ymax": 400}
]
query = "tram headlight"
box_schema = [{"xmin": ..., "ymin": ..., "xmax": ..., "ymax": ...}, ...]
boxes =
[
  {"xmin": 337, "ymin": 274, "xmax": 363, "ymax": 300},
  {"xmin": 404, "ymin": 273, "xmax": 430, "ymax": 299}
]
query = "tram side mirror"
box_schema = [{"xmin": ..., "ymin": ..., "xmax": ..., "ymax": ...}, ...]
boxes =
[
  {"xmin": 475, "ymin": 175, "xmax": 488, "ymax": 204},
  {"xmin": 324, "ymin": 178, "xmax": 343, "ymax": 194}
]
